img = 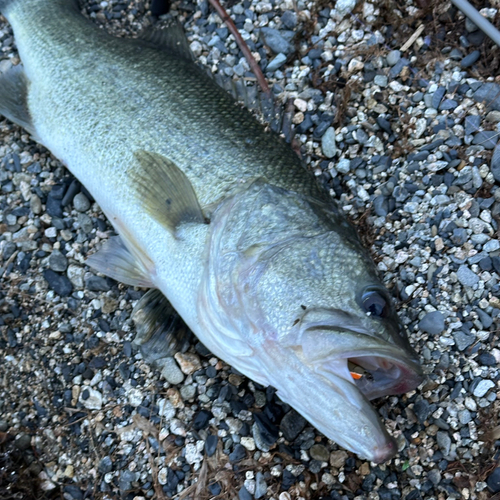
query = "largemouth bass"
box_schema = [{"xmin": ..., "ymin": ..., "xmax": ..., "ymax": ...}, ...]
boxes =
[{"xmin": 0, "ymin": 0, "xmax": 423, "ymax": 462}]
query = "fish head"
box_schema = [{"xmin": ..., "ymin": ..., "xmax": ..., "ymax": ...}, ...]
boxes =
[
  {"xmin": 200, "ymin": 182, "xmax": 423, "ymax": 462},
  {"xmin": 252, "ymin": 230, "xmax": 423, "ymax": 462}
]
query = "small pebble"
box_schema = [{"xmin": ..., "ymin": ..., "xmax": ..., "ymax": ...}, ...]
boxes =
[{"xmin": 73, "ymin": 192, "xmax": 91, "ymax": 212}]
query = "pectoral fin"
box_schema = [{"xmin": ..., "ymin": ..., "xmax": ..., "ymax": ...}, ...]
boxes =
[
  {"xmin": 132, "ymin": 289, "xmax": 192, "ymax": 362},
  {"xmin": 131, "ymin": 150, "xmax": 206, "ymax": 235},
  {"xmin": 86, "ymin": 236, "xmax": 153, "ymax": 287},
  {"xmin": 0, "ymin": 65, "xmax": 39, "ymax": 139}
]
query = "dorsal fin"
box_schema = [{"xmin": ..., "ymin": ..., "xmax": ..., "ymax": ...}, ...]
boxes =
[
  {"xmin": 139, "ymin": 22, "xmax": 194, "ymax": 61},
  {"xmin": 130, "ymin": 150, "xmax": 206, "ymax": 235}
]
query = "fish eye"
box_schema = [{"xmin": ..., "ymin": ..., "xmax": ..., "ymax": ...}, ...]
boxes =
[{"xmin": 361, "ymin": 290, "xmax": 389, "ymax": 318}]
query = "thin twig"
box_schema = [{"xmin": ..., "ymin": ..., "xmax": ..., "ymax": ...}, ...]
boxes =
[
  {"xmin": 207, "ymin": 0, "xmax": 270, "ymax": 95},
  {"xmin": 400, "ymin": 24, "xmax": 425, "ymax": 52}
]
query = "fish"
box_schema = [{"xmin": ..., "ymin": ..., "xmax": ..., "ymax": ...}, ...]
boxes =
[{"xmin": 0, "ymin": 0, "xmax": 423, "ymax": 462}]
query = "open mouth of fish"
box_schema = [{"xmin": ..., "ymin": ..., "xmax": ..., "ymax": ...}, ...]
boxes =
[{"xmin": 320, "ymin": 352, "xmax": 423, "ymax": 402}]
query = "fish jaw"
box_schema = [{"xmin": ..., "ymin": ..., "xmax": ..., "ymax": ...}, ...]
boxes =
[{"xmin": 257, "ymin": 338, "xmax": 400, "ymax": 463}]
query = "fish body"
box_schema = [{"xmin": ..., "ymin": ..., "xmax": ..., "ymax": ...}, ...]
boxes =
[{"xmin": 0, "ymin": 0, "xmax": 423, "ymax": 462}]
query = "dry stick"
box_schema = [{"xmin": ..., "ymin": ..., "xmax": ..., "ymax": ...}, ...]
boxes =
[
  {"xmin": 400, "ymin": 24, "xmax": 425, "ymax": 53},
  {"xmin": 207, "ymin": 0, "xmax": 271, "ymax": 95}
]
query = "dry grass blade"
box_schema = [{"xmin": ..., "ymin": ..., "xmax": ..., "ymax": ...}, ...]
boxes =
[
  {"xmin": 145, "ymin": 435, "xmax": 167, "ymax": 500},
  {"xmin": 133, "ymin": 413, "xmax": 160, "ymax": 439},
  {"xmin": 194, "ymin": 459, "xmax": 208, "ymax": 499}
]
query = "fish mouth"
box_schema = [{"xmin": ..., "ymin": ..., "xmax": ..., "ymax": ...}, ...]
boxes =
[
  {"xmin": 321, "ymin": 352, "xmax": 424, "ymax": 402},
  {"xmin": 294, "ymin": 313, "xmax": 424, "ymax": 405}
]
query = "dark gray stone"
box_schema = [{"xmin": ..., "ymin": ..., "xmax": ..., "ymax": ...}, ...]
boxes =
[
  {"xmin": 388, "ymin": 57, "xmax": 409, "ymax": 78},
  {"xmin": 461, "ymin": 50, "xmax": 481, "ymax": 68},
  {"xmin": 473, "ymin": 130, "xmax": 498, "ymax": 150},
  {"xmin": 205, "ymin": 434, "xmax": 218, "ymax": 457},
  {"xmin": 473, "ymin": 82, "xmax": 500, "ymax": 110},
  {"xmin": 464, "ymin": 115, "xmax": 481, "ymax": 135},
  {"xmin": 418, "ymin": 311, "xmax": 445, "ymax": 335},
  {"xmin": 85, "ymin": 275, "xmax": 110, "ymax": 292},
  {"xmin": 432, "ymin": 87, "xmax": 446, "ymax": 109},
  {"xmin": 14, "ymin": 433, "xmax": 32, "ymax": 451},
  {"xmin": 280, "ymin": 410, "xmax": 307, "ymax": 441},
  {"xmin": 49, "ymin": 250, "xmax": 68, "ymax": 272},
  {"xmin": 413, "ymin": 398, "xmax": 431, "ymax": 423},
  {"xmin": 259, "ymin": 28, "xmax": 293, "ymax": 54},
  {"xmin": 487, "ymin": 467, "xmax": 500, "ymax": 493},
  {"xmin": 255, "ymin": 472, "xmax": 267, "ymax": 499},
  {"xmin": 491, "ymin": 143, "xmax": 500, "ymax": 182},
  {"xmin": 61, "ymin": 180, "xmax": 80, "ymax": 207},
  {"xmin": 229, "ymin": 443, "xmax": 247, "ymax": 463},
  {"xmin": 73, "ymin": 192, "xmax": 91, "ymax": 212},
  {"xmin": 281, "ymin": 10, "xmax": 297, "ymax": 28},
  {"xmin": 98, "ymin": 456, "xmax": 113, "ymax": 474},
  {"xmin": 238, "ymin": 486, "xmax": 253, "ymax": 500},
  {"xmin": 44, "ymin": 269, "xmax": 73, "ymax": 297},
  {"xmin": 453, "ymin": 330, "xmax": 475, "ymax": 351}
]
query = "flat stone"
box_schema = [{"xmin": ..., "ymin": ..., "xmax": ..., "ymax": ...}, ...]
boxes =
[
  {"xmin": 464, "ymin": 115, "xmax": 481, "ymax": 135},
  {"xmin": 266, "ymin": 53, "xmax": 287, "ymax": 72},
  {"xmin": 49, "ymin": 250, "xmax": 68, "ymax": 272},
  {"xmin": 491, "ymin": 143, "xmax": 500, "ymax": 182},
  {"xmin": 259, "ymin": 28, "xmax": 293, "ymax": 54},
  {"xmin": 280, "ymin": 410, "xmax": 306, "ymax": 441},
  {"xmin": 473, "ymin": 379, "xmax": 495, "ymax": 397},
  {"xmin": 436, "ymin": 431, "xmax": 451, "ymax": 455},
  {"xmin": 432, "ymin": 87, "xmax": 446, "ymax": 109},
  {"xmin": 43, "ymin": 269, "xmax": 73, "ymax": 297},
  {"xmin": 160, "ymin": 357, "xmax": 185, "ymax": 384},
  {"xmin": 205, "ymin": 434, "xmax": 218, "ymax": 457},
  {"xmin": 473, "ymin": 82, "xmax": 500, "ymax": 110},
  {"xmin": 309, "ymin": 444, "xmax": 329, "ymax": 462},
  {"xmin": 321, "ymin": 127, "xmax": 336, "ymax": 158},
  {"xmin": 453, "ymin": 331, "xmax": 475, "ymax": 351},
  {"xmin": 473, "ymin": 130, "xmax": 497, "ymax": 149},
  {"xmin": 457, "ymin": 265, "xmax": 479, "ymax": 287},
  {"xmin": 254, "ymin": 472, "xmax": 267, "ymax": 499},
  {"xmin": 487, "ymin": 467, "xmax": 500, "ymax": 493},
  {"xmin": 229, "ymin": 444, "xmax": 247, "ymax": 463},
  {"xmin": 85, "ymin": 275, "xmax": 110, "ymax": 292},
  {"xmin": 461, "ymin": 50, "xmax": 481, "ymax": 68},
  {"xmin": 418, "ymin": 311, "xmax": 445, "ymax": 335}
]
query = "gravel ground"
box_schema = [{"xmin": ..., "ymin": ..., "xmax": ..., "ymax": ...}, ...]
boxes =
[{"xmin": 1, "ymin": 0, "xmax": 500, "ymax": 499}]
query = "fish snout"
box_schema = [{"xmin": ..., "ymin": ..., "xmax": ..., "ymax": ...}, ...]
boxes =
[{"xmin": 370, "ymin": 436, "xmax": 397, "ymax": 463}]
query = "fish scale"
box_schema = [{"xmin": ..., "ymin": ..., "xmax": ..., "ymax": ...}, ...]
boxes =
[{"xmin": 0, "ymin": 0, "xmax": 423, "ymax": 462}]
